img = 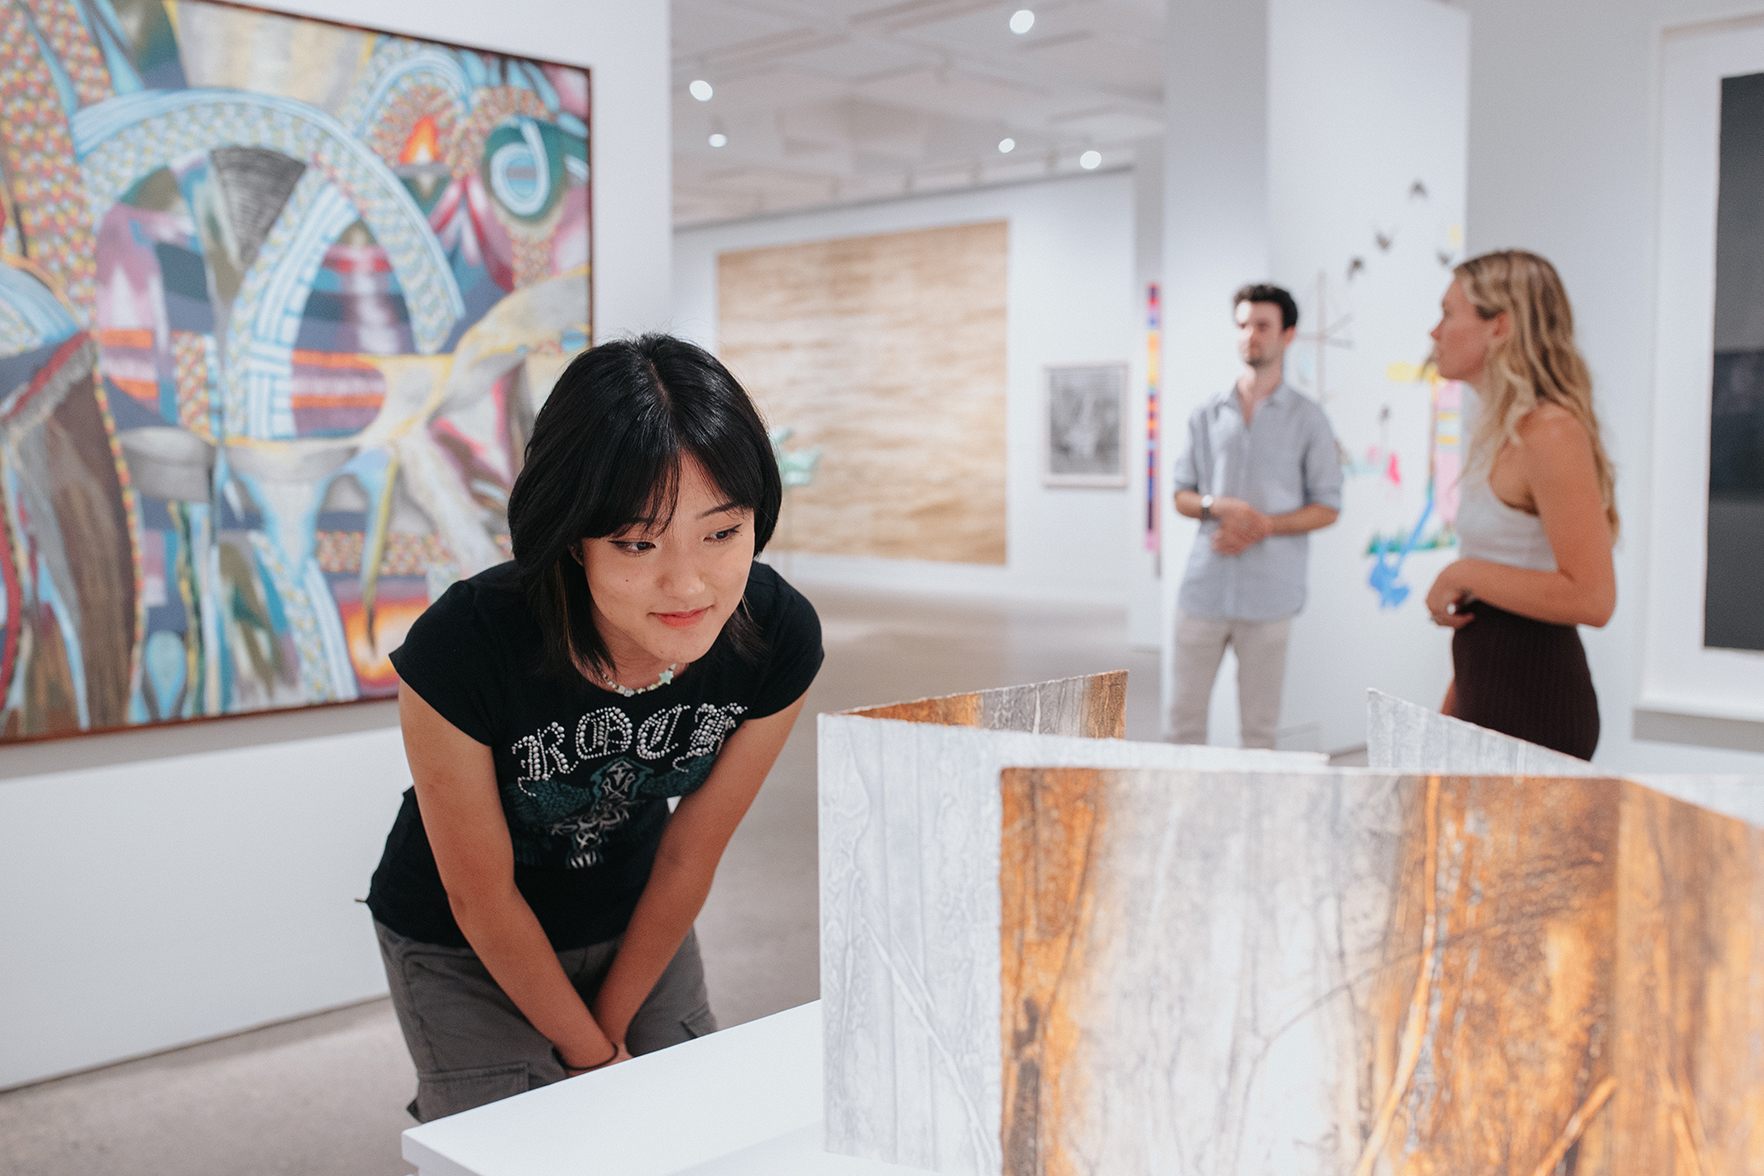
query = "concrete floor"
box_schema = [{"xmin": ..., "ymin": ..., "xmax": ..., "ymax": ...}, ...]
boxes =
[{"xmin": 0, "ymin": 584, "xmax": 1160, "ymax": 1176}]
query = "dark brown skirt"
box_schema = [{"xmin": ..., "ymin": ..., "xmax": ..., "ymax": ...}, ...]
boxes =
[{"xmin": 1450, "ymin": 599, "xmax": 1600, "ymax": 760}]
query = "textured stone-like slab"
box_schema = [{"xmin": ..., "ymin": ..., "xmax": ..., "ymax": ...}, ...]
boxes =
[
  {"xmin": 1367, "ymin": 688, "xmax": 1764, "ymax": 825},
  {"xmin": 1001, "ymin": 766, "xmax": 1764, "ymax": 1176},
  {"xmin": 718, "ymin": 222, "xmax": 1009, "ymax": 565},
  {"xmin": 846, "ymin": 671, "xmax": 1127, "ymax": 740},
  {"xmin": 819, "ymin": 696, "xmax": 1326, "ymax": 1173},
  {"xmin": 1367, "ymin": 687, "xmax": 1591, "ymax": 774}
]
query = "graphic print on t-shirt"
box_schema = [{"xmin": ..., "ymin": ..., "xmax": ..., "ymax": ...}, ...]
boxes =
[{"xmin": 505, "ymin": 701, "xmax": 747, "ymax": 868}]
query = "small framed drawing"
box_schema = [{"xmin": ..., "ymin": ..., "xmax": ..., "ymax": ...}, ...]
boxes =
[{"xmin": 1044, "ymin": 364, "xmax": 1128, "ymax": 488}]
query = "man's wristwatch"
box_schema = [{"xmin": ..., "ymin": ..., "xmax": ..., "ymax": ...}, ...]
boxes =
[{"xmin": 1199, "ymin": 494, "xmax": 1215, "ymax": 522}]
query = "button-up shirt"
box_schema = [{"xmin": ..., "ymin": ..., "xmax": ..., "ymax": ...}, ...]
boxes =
[{"xmin": 1172, "ymin": 381, "xmax": 1343, "ymax": 622}]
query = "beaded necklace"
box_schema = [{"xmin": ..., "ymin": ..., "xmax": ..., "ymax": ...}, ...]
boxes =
[{"xmin": 594, "ymin": 663, "xmax": 677, "ymax": 698}]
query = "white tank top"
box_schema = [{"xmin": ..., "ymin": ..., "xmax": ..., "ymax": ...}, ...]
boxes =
[{"xmin": 1457, "ymin": 471, "xmax": 1556, "ymax": 572}]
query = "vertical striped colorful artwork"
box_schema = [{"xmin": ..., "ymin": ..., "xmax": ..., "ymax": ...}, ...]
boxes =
[
  {"xmin": 0, "ymin": 0, "xmax": 590, "ymax": 739},
  {"xmin": 1143, "ymin": 282, "xmax": 1159, "ymax": 554}
]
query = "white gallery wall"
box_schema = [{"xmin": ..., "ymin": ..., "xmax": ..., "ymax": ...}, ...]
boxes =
[
  {"xmin": 0, "ymin": 0, "xmax": 671, "ymax": 1090},
  {"xmin": 672, "ymin": 172, "xmax": 1152, "ymax": 609},
  {"xmin": 1269, "ymin": 0, "xmax": 1470, "ymax": 752},
  {"xmin": 1157, "ymin": 1, "xmax": 1271, "ymax": 744}
]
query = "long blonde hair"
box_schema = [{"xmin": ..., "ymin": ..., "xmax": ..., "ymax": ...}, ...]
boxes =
[{"xmin": 1455, "ymin": 250, "xmax": 1619, "ymax": 537}]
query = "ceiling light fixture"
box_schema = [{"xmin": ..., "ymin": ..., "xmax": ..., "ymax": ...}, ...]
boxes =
[
  {"xmin": 998, "ymin": 138, "xmax": 1016, "ymax": 153},
  {"xmin": 689, "ymin": 79, "xmax": 713, "ymax": 101},
  {"xmin": 1009, "ymin": 9, "xmax": 1034, "ymax": 34},
  {"xmin": 1080, "ymin": 150, "xmax": 1102, "ymax": 170},
  {"xmin": 709, "ymin": 132, "xmax": 728, "ymax": 147}
]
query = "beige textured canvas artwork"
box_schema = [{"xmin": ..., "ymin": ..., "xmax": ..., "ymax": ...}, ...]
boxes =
[{"xmin": 718, "ymin": 222, "xmax": 1008, "ymax": 564}]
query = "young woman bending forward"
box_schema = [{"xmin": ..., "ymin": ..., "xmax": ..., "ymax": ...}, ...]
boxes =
[{"xmin": 366, "ymin": 336, "xmax": 822, "ymax": 1120}]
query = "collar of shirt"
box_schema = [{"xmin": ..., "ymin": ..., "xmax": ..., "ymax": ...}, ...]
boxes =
[{"xmin": 1209, "ymin": 380, "xmax": 1297, "ymax": 418}]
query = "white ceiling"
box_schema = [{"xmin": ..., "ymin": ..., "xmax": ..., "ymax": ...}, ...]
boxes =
[{"xmin": 671, "ymin": 0, "xmax": 1165, "ymax": 225}]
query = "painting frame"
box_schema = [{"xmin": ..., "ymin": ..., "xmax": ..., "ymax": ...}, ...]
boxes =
[
  {"xmin": 0, "ymin": 0, "xmax": 593, "ymax": 744},
  {"xmin": 1042, "ymin": 361, "xmax": 1128, "ymax": 489},
  {"xmin": 1643, "ymin": 15, "xmax": 1764, "ymax": 723}
]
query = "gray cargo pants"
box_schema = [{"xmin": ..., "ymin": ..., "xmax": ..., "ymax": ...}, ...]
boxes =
[{"xmin": 375, "ymin": 920, "xmax": 717, "ymax": 1122}]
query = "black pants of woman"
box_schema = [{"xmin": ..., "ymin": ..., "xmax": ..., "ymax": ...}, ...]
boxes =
[{"xmin": 1450, "ymin": 599, "xmax": 1600, "ymax": 760}]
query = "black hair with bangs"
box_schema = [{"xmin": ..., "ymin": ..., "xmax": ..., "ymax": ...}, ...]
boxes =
[{"xmin": 505, "ymin": 333, "xmax": 782, "ymax": 682}]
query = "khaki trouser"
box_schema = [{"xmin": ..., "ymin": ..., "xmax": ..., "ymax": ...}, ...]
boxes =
[{"xmin": 1169, "ymin": 612, "xmax": 1292, "ymax": 749}]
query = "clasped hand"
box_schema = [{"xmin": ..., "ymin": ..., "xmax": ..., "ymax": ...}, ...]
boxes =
[
  {"xmin": 562, "ymin": 1039, "xmax": 632, "ymax": 1076},
  {"xmin": 1210, "ymin": 498, "xmax": 1272, "ymax": 555},
  {"xmin": 1425, "ymin": 561, "xmax": 1474, "ymax": 629}
]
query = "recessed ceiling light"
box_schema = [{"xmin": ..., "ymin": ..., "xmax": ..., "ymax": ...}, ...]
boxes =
[
  {"xmin": 690, "ymin": 79, "xmax": 713, "ymax": 101},
  {"xmin": 709, "ymin": 132, "xmax": 728, "ymax": 147},
  {"xmin": 1080, "ymin": 150, "xmax": 1102, "ymax": 170},
  {"xmin": 998, "ymin": 138, "xmax": 1016, "ymax": 153},
  {"xmin": 1009, "ymin": 9, "xmax": 1034, "ymax": 34}
]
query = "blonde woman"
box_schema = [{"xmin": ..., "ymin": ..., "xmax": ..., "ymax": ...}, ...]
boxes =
[{"xmin": 1425, "ymin": 251, "xmax": 1617, "ymax": 758}]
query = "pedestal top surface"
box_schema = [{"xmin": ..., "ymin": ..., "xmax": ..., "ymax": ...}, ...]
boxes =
[{"xmin": 402, "ymin": 1002, "xmax": 924, "ymax": 1176}]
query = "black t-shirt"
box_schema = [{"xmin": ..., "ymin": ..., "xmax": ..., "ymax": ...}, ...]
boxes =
[{"xmin": 367, "ymin": 560, "xmax": 823, "ymax": 949}]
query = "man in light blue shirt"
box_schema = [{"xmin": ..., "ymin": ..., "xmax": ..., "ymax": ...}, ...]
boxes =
[{"xmin": 1170, "ymin": 284, "xmax": 1343, "ymax": 748}]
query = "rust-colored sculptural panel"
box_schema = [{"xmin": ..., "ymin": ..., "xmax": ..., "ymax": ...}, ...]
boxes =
[
  {"xmin": 999, "ymin": 767, "xmax": 1104, "ymax": 1176},
  {"xmin": 1606, "ymin": 784, "xmax": 1764, "ymax": 1171},
  {"xmin": 845, "ymin": 670, "xmax": 1127, "ymax": 740},
  {"xmin": 999, "ymin": 768, "xmax": 1764, "ymax": 1176},
  {"xmin": 1365, "ymin": 775, "xmax": 1620, "ymax": 1174},
  {"xmin": 819, "ymin": 675, "xmax": 1329, "ymax": 1174}
]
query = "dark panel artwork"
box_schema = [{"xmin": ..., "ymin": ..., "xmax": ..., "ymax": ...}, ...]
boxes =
[{"xmin": 1708, "ymin": 73, "xmax": 1764, "ymax": 651}]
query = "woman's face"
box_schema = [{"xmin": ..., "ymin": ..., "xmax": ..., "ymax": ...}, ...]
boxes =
[
  {"xmin": 581, "ymin": 455, "xmax": 756, "ymax": 674},
  {"xmin": 1430, "ymin": 277, "xmax": 1506, "ymax": 383}
]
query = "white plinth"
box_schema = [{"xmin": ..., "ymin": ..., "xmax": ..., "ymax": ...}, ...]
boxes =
[{"xmin": 402, "ymin": 1002, "xmax": 917, "ymax": 1176}]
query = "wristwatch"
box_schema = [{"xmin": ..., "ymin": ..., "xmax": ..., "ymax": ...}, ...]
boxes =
[{"xmin": 1199, "ymin": 494, "xmax": 1215, "ymax": 522}]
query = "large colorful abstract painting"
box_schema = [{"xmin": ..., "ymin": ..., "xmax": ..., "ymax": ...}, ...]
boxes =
[{"xmin": 0, "ymin": 0, "xmax": 590, "ymax": 740}]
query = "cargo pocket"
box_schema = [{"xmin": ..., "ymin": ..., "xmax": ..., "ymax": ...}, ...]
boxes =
[
  {"xmin": 680, "ymin": 1003, "xmax": 718, "ymax": 1040},
  {"xmin": 414, "ymin": 1060, "xmax": 530, "ymax": 1123}
]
